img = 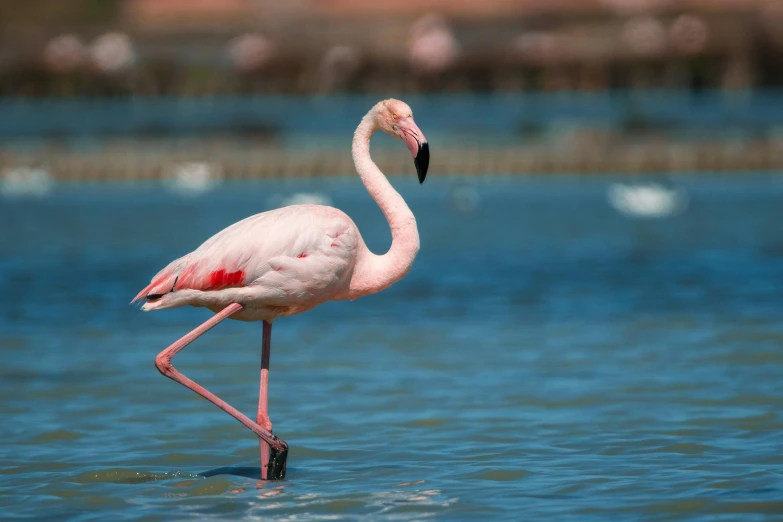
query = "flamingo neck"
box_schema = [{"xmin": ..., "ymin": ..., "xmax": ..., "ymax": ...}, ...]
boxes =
[{"xmin": 347, "ymin": 112, "xmax": 420, "ymax": 299}]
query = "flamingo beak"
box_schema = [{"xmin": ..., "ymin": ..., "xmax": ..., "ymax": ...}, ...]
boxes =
[
  {"xmin": 415, "ymin": 141, "xmax": 430, "ymax": 184},
  {"xmin": 400, "ymin": 120, "xmax": 429, "ymax": 184}
]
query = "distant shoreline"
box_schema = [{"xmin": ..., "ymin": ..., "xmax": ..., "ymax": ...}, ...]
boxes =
[
  {"xmin": 3, "ymin": 140, "xmax": 782, "ymax": 181},
  {"xmin": 3, "ymin": 93, "xmax": 783, "ymax": 179}
]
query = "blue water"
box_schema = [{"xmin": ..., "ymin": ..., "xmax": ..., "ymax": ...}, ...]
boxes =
[
  {"xmin": 4, "ymin": 91, "xmax": 783, "ymax": 140},
  {"xmin": 2, "ymin": 175, "xmax": 783, "ymax": 520}
]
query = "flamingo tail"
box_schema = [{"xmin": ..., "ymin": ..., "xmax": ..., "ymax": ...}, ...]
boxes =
[{"xmin": 132, "ymin": 272, "xmax": 179, "ymax": 304}]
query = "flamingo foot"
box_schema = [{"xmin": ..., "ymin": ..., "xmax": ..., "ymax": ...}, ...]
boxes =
[{"xmin": 265, "ymin": 444, "xmax": 288, "ymax": 480}]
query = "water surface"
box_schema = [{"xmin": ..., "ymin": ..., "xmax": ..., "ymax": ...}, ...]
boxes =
[{"xmin": 2, "ymin": 175, "xmax": 783, "ymax": 520}]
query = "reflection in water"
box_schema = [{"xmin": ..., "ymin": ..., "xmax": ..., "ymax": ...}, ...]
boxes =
[{"xmin": 201, "ymin": 466, "xmax": 263, "ymax": 480}]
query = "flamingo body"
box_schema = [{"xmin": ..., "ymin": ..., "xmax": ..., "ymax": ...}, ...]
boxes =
[
  {"xmin": 134, "ymin": 99, "xmax": 429, "ymax": 479},
  {"xmin": 135, "ymin": 204, "xmax": 360, "ymax": 322}
]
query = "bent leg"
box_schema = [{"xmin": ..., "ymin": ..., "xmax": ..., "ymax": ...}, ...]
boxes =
[{"xmin": 154, "ymin": 302, "xmax": 287, "ymax": 477}]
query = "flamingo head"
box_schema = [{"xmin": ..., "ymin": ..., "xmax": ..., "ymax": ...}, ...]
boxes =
[{"xmin": 376, "ymin": 99, "xmax": 429, "ymax": 183}]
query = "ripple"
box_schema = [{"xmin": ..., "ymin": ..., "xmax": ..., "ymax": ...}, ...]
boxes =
[
  {"xmin": 70, "ymin": 468, "xmax": 201, "ymax": 485},
  {"xmin": 655, "ymin": 443, "xmax": 712, "ymax": 455},
  {"xmin": 32, "ymin": 430, "xmax": 84, "ymax": 443},
  {"xmin": 3, "ymin": 178, "xmax": 783, "ymax": 520},
  {"xmin": 475, "ymin": 469, "xmax": 530, "ymax": 481}
]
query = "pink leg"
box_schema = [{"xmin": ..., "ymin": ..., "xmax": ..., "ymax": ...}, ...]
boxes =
[
  {"xmin": 258, "ymin": 320, "xmax": 273, "ymax": 479},
  {"xmin": 154, "ymin": 302, "xmax": 287, "ymax": 479}
]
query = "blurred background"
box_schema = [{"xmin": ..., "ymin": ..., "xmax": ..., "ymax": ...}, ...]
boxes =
[
  {"xmin": 2, "ymin": 0, "xmax": 783, "ymax": 181},
  {"xmin": 3, "ymin": 1, "xmax": 783, "ymax": 520}
]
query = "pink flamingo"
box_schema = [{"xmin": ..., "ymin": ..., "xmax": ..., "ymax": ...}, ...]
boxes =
[{"xmin": 134, "ymin": 99, "xmax": 429, "ymax": 480}]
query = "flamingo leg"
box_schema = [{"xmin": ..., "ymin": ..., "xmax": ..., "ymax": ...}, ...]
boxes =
[
  {"xmin": 258, "ymin": 320, "xmax": 273, "ymax": 479},
  {"xmin": 154, "ymin": 302, "xmax": 288, "ymax": 479}
]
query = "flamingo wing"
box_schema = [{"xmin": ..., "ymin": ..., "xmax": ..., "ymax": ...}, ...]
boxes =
[{"xmin": 134, "ymin": 205, "xmax": 358, "ymax": 305}]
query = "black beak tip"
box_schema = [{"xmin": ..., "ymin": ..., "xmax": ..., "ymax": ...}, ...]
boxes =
[{"xmin": 414, "ymin": 141, "xmax": 430, "ymax": 184}]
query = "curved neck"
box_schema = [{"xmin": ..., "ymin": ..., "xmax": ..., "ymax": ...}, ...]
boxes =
[{"xmin": 348, "ymin": 113, "xmax": 420, "ymax": 298}]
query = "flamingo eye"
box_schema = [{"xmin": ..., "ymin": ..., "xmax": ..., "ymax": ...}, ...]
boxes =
[{"xmin": 392, "ymin": 114, "xmax": 398, "ymax": 120}]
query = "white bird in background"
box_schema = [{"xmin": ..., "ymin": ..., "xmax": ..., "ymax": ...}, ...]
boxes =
[
  {"xmin": 408, "ymin": 13, "xmax": 460, "ymax": 74},
  {"xmin": 1, "ymin": 167, "xmax": 54, "ymax": 198},
  {"xmin": 269, "ymin": 192, "xmax": 334, "ymax": 208},
  {"xmin": 165, "ymin": 162, "xmax": 223, "ymax": 196},
  {"xmin": 607, "ymin": 181, "xmax": 689, "ymax": 218}
]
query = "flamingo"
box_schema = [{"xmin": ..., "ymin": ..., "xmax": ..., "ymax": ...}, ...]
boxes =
[{"xmin": 133, "ymin": 99, "xmax": 429, "ymax": 480}]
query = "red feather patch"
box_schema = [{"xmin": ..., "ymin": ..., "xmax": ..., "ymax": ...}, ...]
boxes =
[{"xmin": 208, "ymin": 269, "xmax": 245, "ymax": 289}]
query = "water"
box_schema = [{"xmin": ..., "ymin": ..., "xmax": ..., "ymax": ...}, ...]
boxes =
[{"xmin": 2, "ymin": 175, "xmax": 783, "ymax": 520}]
